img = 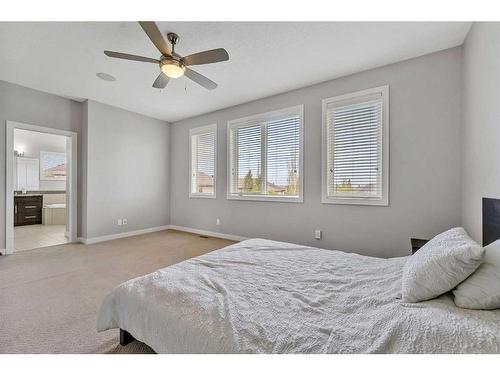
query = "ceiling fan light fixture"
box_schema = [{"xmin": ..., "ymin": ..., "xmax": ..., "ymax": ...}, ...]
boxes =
[
  {"xmin": 104, "ymin": 22, "xmax": 226, "ymax": 90},
  {"xmin": 161, "ymin": 60, "xmax": 185, "ymax": 78}
]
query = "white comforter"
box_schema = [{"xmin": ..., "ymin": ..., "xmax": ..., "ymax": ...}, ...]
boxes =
[{"xmin": 97, "ymin": 239, "xmax": 500, "ymax": 353}]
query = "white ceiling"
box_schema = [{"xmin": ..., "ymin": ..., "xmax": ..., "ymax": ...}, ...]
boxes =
[{"xmin": 0, "ymin": 22, "xmax": 471, "ymax": 122}]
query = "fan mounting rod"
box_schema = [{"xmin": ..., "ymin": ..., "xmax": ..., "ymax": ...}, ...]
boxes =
[{"xmin": 167, "ymin": 32, "xmax": 180, "ymax": 53}]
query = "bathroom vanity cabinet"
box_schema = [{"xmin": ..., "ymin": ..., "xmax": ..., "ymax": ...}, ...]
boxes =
[{"xmin": 14, "ymin": 195, "xmax": 43, "ymax": 226}]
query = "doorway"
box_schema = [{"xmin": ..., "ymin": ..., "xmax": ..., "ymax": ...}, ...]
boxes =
[{"xmin": 3, "ymin": 121, "xmax": 77, "ymax": 255}]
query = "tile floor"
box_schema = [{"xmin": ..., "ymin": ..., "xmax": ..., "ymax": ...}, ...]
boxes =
[{"xmin": 14, "ymin": 224, "xmax": 69, "ymax": 252}]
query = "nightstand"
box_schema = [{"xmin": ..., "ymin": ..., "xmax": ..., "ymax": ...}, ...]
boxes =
[{"xmin": 410, "ymin": 238, "xmax": 429, "ymax": 254}]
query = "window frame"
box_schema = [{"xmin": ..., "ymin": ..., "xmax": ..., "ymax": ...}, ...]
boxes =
[
  {"xmin": 321, "ymin": 85, "xmax": 389, "ymax": 206},
  {"xmin": 189, "ymin": 124, "xmax": 217, "ymax": 199},
  {"xmin": 226, "ymin": 105, "xmax": 304, "ymax": 203}
]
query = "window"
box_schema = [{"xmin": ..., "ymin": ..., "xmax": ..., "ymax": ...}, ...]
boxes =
[
  {"xmin": 227, "ymin": 105, "xmax": 304, "ymax": 202},
  {"xmin": 190, "ymin": 124, "xmax": 216, "ymax": 198},
  {"xmin": 322, "ymin": 86, "xmax": 389, "ymax": 205}
]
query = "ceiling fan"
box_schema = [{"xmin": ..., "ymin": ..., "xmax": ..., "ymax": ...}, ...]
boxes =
[{"xmin": 104, "ymin": 21, "xmax": 229, "ymax": 90}]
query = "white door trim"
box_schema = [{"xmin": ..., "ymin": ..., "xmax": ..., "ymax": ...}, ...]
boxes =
[{"xmin": 3, "ymin": 121, "xmax": 78, "ymax": 255}]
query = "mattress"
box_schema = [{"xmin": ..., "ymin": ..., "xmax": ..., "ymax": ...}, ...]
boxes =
[{"xmin": 97, "ymin": 239, "xmax": 500, "ymax": 353}]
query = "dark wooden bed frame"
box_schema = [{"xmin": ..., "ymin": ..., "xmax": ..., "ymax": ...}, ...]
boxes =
[{"xmin": 117, "ymin": 197, "xmax": 500, "ymax": 347}]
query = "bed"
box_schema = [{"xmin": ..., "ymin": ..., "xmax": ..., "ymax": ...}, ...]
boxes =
[{"xmin": 97, "ymin": 237, "xmax": 500, "ymax": 353}]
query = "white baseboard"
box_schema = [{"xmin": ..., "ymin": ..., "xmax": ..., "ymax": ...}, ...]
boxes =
[
  {"xmin": 78, "ymin": 225, "xmax": 170, "ymax": 245},
  {"xmin": 2, "ymin": 225, "xmax": 244, "ymax": 254},
  {"xmin": 76, "ymin": 224, "xmax": 247, "ymax": 245},
  {"xmin": 167, "ymin": 225, "xmax": 247, "ymax": 242}
]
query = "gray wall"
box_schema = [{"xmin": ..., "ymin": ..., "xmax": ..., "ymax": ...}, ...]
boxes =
[
  {"xmin": 1, "ymin": 81, "xmax": 171, "ymax": 248},
  {"xmin": 170, "ymin": 48, "xmax": 463, "ymax": 257},
  {"xmin": 83, "ymin": 100, "xmax": 170, "ymax": 239},
  {"xmin": 0, "ymin": 44, "xmax": 470, "ymax": 255},
  {"xmin": 0, "ymin": 80, "xmax": 83, "ymax": 248},
  {"xmin": 461, "ymin": 23, "xmax": 500, "ymax": 243}
]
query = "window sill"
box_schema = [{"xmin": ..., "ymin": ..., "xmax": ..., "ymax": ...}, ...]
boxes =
[
  {"xmin": 227, "ymin": 194, "xmax": 303, "ymax": 203},
  {"xmin": 189, "ymin": 193, "xmax": 217, "ymax": 199},
  {"xmin": 321, "ymin": 196, "xmax": 388, "ymax": 206}
]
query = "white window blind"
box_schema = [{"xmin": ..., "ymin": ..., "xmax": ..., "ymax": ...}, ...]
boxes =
[
  {"xmin": 190, "ymin": 124, "xmax": 216, "ymax": 198},
  {"xmin": 228, "ymin": 105, "xmax": 303, "ymax": 202},
  {"xmin": 322, "ymin": 86, "xmax": 389, "ymax": 205}
]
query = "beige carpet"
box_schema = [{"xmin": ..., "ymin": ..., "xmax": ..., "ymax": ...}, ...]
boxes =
[{"xmin": 0, "ymin": 229, "xmax": 235, "ymax": 354}]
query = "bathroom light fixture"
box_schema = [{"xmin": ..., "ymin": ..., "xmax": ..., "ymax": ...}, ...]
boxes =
[{"xmin": 14, "ymin": 146, "xmax": 25, "ymax": 157}]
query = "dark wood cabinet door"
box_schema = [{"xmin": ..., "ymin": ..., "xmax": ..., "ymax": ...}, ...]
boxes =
[{"xmin": 14, "ymin": 196, "xmax": 43, "ymax": 226}]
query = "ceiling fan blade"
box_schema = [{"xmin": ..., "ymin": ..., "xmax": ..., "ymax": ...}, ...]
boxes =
[
  {"xmin": 152, "ymin": 72, "xmax": 170, "ymax": 89},
  {"xmin": 182, "ymin": 48, "xmax": 229, "ymax": 66},
  {"xmin": 139, "ymin": 21, "xmax": 172, "ymax": 57},
  {"xmin": 184, "ymin": 68, "xmax": 218, "ymax": 90},
  {"xmin": 104, "ymin": 51, "xmax": 159, "ymax": 64}
]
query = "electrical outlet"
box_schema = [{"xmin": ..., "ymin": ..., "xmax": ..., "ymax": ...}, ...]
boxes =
[
  {"xmin": 117, "ymin": 219, "xmax": 123, "ymax": 226},
  {"xmin": 122, "ymin": 218, "xmax": 128, "ymax": 225},
  {"xmin": 314, "ymin": 229, "xmax": 322, "ymax": 240},
  {"xmin": 216, "ymin": 218, "xmax": 221, "ymax": 226}
]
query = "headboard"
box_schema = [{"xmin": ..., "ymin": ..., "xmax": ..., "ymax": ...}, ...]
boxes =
[{"xmin": 482, "ymin": 197, "xmax": 500, "ymax": 246}]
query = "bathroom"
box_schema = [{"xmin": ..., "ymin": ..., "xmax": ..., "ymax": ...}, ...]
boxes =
[{"xmin": 13, "ymin": 128, "xmax": 69, "ymax": 252}]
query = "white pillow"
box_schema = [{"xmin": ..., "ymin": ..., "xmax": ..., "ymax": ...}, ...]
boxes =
[
  {"xmin": 402, "ymin": 227, "xmax": 484, "ymax": 303},
  {"xmin": 453, "ymin": 240, "xmax": 500, "ymax": 309}
]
